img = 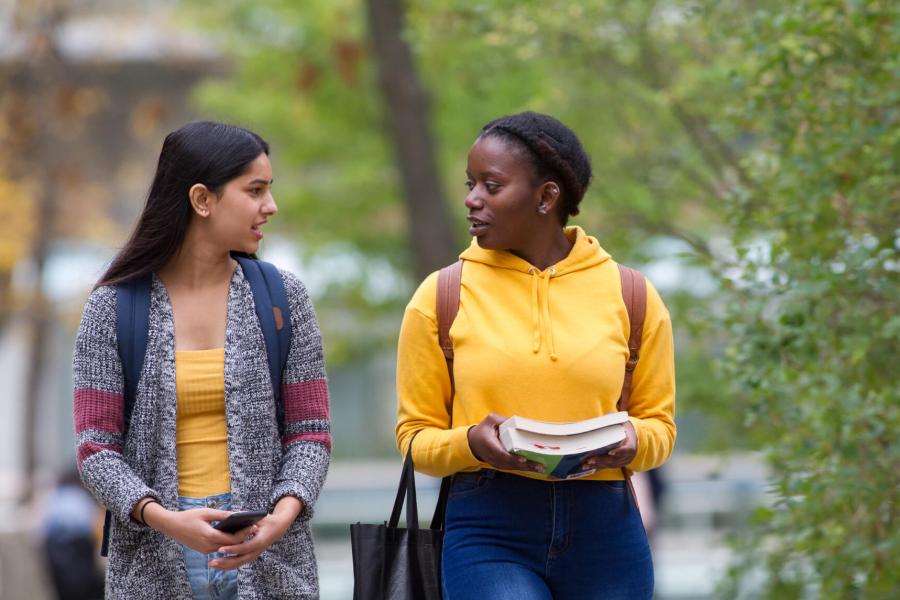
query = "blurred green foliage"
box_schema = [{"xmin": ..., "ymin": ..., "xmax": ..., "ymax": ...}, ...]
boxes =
[
  {"xmin": 184, "ymin": 0, "xmax": 898, "ymax": 594},
  {"xmin": 712, "ymin": 0, "xmax": 899, "ymax": 596},
  {"xmin": 185, "ymin": 1, "xmax": 732, "ymax": 418}
]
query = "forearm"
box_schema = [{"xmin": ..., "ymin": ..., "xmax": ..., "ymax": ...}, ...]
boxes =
[
  {"xmin": 398, "ymin": 424, "xmax": 481, "ymax": 477},
  {"xmin": 628, "ymin": 416, "xmax": 676, "ymax": 472},
  {"xmin": 272, "ymin": 441, "xmax": 330, "ymax": 517},
  {"xmin": 79, "ymin": 453, "xmax": 158, "ymax": 527}
]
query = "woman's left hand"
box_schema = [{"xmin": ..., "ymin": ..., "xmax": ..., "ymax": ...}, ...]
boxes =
[
  {"xmin": 209, "ymin": 496, "xmax": 303, "ymax": 570},
  {"xmin": 581, "ymin": 420, "xmax": 638, "ymax": 470}
]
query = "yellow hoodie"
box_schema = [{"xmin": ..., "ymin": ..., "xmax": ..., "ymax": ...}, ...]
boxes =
[{"xmin": 396, "ymin": 226, "xmax": 675, "ymax": 480}]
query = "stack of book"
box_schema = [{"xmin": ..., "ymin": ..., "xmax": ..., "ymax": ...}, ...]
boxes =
[{"xmin": 498, "ymin": 411, "xmax": 629, "ymax": 479}]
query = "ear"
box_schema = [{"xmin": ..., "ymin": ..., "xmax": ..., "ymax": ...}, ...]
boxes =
[
  {"xmin": 537, "ymin": 181, "xmax": 562, "ymax": 216},
  {"xmin": 189, "ymin": 183, "xmax": 212, "ymax": 218}
]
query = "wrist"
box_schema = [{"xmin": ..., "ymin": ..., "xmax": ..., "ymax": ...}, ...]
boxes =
[
  {"xmin": 141, "ymin": 501, "xmax": 171, "ymax": 532},
  {"xmin": 272, "ymin": 495, "xmax": 302, "ymax": 525},
  {"xmin": 272, "ymin": 496, "xmax": 303, "ymax": 522},
  {"xmin": 466, "ymin": 425, "xmax": 483, "ymax": 461}
]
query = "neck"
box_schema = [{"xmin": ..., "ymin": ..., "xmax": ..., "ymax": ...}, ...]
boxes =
[
  {"xmin": 510, "ymin": 226, "xmax": 573, "ymax": 271},
  {"xmin": 158, "ymin": 227, "xmax": 236, "ymax": 289}
]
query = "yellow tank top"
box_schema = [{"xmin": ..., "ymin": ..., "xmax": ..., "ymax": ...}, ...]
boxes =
[{"xmin": 175, "ymin": 348, "xmax": 230, "ymax": 497}]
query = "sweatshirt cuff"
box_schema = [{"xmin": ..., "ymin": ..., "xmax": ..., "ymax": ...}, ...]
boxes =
[
  {"xmin": 448, "ymin": 425, "xmax": 482, "ymax": 472},
  {"xmin": 627, "ymin": 416, "xmax": 650, "ymax": 473}
]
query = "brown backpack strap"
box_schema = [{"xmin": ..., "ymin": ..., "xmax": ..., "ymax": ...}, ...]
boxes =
[
  {"xmin": 616, "ymin": 263, "xmax": 647, "ymax": 511},
  {"xmin": 437, "ymin": 260, "xmax": 464, "ymax": 393},
  {"xmin": 617, "ymin": 264, "xmax": 647, "ymax": 413}
]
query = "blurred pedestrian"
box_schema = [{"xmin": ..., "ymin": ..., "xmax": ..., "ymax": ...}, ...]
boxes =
[
  {"xmin": 72, "ymin": 121, "xmax": 331, "ymax": 599},
  {"xmin": 39, "ymin": 468, "xmax": 105, "ymax": 600},
  {"xmin": 396, "ymin": 112, "xmax": 676, "ymax": 599}
]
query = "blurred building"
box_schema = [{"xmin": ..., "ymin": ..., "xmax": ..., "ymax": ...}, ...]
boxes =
[
  {"xmin": 0, "ymin": 0, "xmax": 224, "ymax": 495},
  {"xmin": 0, "ymin": 5, "xmax": 226, "ymax": 596}
]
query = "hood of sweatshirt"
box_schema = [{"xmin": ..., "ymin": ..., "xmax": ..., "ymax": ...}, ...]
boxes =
[{"xmin": 459, "ymin": 226, "xmax": 611, "ymax": 360}]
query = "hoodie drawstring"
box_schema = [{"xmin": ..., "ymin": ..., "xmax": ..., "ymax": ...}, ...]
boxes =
[{"xmin": 528, "ymin": 267, "xmax": 558, "ymax": 361}]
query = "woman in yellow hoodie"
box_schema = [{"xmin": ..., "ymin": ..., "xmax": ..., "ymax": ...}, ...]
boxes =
[{"xmin": 396, "ymin": 112, "xmax": 675, "ymax": 599}]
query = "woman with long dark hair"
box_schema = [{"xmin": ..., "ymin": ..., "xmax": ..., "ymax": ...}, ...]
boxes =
[
  {"xmin": 396, "ymin": 112, "xmax": 675, "ymax": 598},
  {"xmin": 73, "ymin": 121, "xmax": 331, "ymax": 599}
]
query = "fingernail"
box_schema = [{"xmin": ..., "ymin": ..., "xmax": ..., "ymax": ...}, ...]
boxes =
[{"xmin": 518, "ymin": 457, "xmax": 526, "ymax": 463}]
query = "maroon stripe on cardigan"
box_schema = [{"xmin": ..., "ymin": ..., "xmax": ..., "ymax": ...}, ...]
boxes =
[
  {"xmin": 282, "ymin": 380, "xmax": 329, "ymax": 422},
  {"xmin": 76, "ymin": 441, "xmax": 123, "ymax": 469},
  {"xmin": 74, "ymin": 388, "xmax": 124, "ymax": 434},
  {"xmin": 282, "ymin": 431, "xmax": 332, "ymax": 450}
]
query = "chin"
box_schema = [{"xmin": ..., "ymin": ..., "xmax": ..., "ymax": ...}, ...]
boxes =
[
  {"xmin": 234, "ymin": 242, "xmax": 260, "ymax": 255},
  {"xmin": 474, "ymin": 234, "xmax": 500, "ymax": 250}
]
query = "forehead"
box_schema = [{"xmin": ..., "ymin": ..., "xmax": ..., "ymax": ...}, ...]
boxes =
[
  {"xmin": 467, "ymin": 135, "xmax": 533, "ymax": 177},
  {"xmin": 237, "ymin": 152, "xmax": 273, "ymax": 181}
]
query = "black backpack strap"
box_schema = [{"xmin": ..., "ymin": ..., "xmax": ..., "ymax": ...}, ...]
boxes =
[
  {"xmin": 103, "ymin": 274, "xmax": 152, "ymax": 557},
  {"xmin": 235, "ymin": 257, "xmax": 292, "ymax": 430}
]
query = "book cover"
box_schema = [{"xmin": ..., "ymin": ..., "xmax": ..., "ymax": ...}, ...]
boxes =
[{"xmin": 498, "ymin": 412, "xmax": 629, "ymax": 479}]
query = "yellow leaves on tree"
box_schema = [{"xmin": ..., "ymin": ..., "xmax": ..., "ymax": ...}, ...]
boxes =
[{"xmin": 0, "ymin": 177, "xmax": 36, "ymax": 272}]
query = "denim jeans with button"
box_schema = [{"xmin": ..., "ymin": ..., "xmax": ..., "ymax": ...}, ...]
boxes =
[
  {"xmin": 441, "ymin": 470, "xmax": 654, "ymax": 600},
  {"xmin": 179, "ymin": 492, "xmax": 238, "ymax": 600}
]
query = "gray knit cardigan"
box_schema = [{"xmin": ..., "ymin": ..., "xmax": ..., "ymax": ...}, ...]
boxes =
[{"xmin": 73, "ymin": 265, "xmax": 331, "ymax": 599}]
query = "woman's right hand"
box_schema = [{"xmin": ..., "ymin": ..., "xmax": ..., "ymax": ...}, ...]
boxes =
[
  {"xmin": 467, "ymin": 413, "xmax": 545, "ymax": 474},
  {"xmin": 142, "ymin": 503, "xmax": 252, "ymax": 555}
]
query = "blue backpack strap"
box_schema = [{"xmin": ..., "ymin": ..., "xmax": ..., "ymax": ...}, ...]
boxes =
[
  {"xmin": 116, "ymin": 275, "xmax": 152, "ymax": 433},
  {"xmin": 235, "ymin": 257, "xmax": 292, "ymax": 430},
  {"xmin": 102, "ymin": 274, "xmax": 151, "ymax": 557}
]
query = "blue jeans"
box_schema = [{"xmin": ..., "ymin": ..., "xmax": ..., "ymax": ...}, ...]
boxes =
[
  {"xmin": 442, "ymin": 470, "xmax": 653, "ymax": 599},
  {"xmin": 179, "ymin": 492, "xmax": 238, "ymax": 600}
]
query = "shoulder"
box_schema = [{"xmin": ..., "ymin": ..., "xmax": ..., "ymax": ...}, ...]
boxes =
[
  {"xmin": 276, "ymin": 268, "xmax": 311, "ymax": 304},
  {"xmin": 609, "ymin": 261, "xmax": 670, "ymax": 328},
  {"xmin": 80, "ymin": 285, "xmax": 118, "ymax": 323},
  {"xmin": 634, "ymin": 270, "xmax": 670, "ymax": 328},
  {"xmin": 406, "ymin": 270, "xmax": 441, "ymax": 321}
]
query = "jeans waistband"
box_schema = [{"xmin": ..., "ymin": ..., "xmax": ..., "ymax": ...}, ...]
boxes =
[
  {"xmin": 453, "ymin": 469, "xmax": 626, "ymax": 487},
  {"xmin": 178, "ymin": 491, "xmax": 233, "ymax": 510}
]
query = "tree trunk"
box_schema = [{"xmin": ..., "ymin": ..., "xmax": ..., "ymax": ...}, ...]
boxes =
[
  {"xmin": 365, "ymin": 0, "xmax": 458, "ymax": 281},
  {"xmin": 15, "ymin": 0, "xmax": 65, "ymax": 506}
]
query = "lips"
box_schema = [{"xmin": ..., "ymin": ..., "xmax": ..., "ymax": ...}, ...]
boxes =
[
  {"xmin": 252, "ymin": 221, "xmax": 266, "ymax": 240},
  {"xmin": 467, "ymin": 215, "xmax": 489, "ymax": 236}
]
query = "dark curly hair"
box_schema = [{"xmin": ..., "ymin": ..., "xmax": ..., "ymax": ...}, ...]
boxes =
[{"xmin": 479, "ymin": 112, "xmax": 592, "ymax": 225}]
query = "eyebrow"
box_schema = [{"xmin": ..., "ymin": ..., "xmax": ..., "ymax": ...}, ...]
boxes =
[
  {"xmin": 247, "ymin": 178, "xmax": 274, "ymax": 185},
  {"xmin": 466, "ymin": 168, "xmax": 506, "ymax": 178}
]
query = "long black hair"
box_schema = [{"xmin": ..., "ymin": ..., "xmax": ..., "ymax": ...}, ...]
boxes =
[
  {"xmin": 97, "ymin": 121, "xmax": 269, "ymax": 287},
  {"xmin": 479, "ymin": 112, "xmax": 592, "ymax": 225}
]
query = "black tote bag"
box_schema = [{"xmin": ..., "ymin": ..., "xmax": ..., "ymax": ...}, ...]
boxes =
[{"xmin": 350, "ymin": 444, "xmax": 451, "ymax": 600}]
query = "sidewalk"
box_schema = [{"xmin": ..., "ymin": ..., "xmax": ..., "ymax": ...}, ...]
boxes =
[{"xmin": 0, "ymin": 528, "xmax": 54, "ymax": 600}]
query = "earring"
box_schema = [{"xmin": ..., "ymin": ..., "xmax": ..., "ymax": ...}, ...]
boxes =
[{"xmin": 538, "ymin": 206, "xmax": 548, "ymax": 215}]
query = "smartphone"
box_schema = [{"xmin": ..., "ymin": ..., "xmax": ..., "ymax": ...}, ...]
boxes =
[{"xmin": 213, "ymin": 510, "xmax": 268, "ymax": 534}]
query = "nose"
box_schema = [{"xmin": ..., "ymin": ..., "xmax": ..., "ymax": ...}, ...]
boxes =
[
  {"xmin": 465, "ymin": 188, "xmax": 483, "ymax": 210},
  {"xmin": 263, "ymin": 191, "xmax": 278, "ymax": 216}
]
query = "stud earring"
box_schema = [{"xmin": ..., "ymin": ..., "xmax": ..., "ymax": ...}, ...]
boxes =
[{"xmin": 538, "ymin": 206, "xmax": 548, "ymax": 215}]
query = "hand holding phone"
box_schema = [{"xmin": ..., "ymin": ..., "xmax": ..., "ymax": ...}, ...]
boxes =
[{"xmin": 213, "ymin": 510, "xmax": 268, "ymax": 534}]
